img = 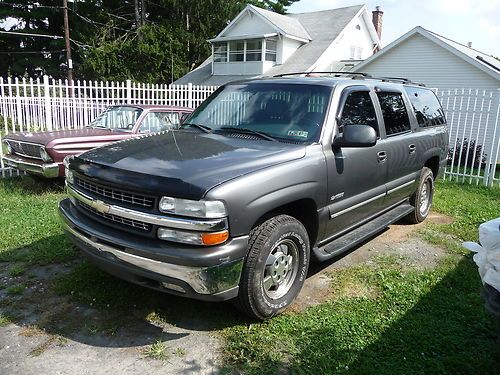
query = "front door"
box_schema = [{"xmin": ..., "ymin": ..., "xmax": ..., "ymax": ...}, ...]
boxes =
[{"xmin": 323, "ymin": 86, "xmax": 388, "ymax": 241}]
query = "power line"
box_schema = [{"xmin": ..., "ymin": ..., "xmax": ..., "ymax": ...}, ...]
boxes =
[
  {"xmin": 0, "ymin": 30, "xmax": 62, "ymax": 39},
  {"xmin": 0, "ymin": 3, "xmax": 63, "ymax": 9},
  {"xmin": 0, "ymin": 30, "xmax": 90, "ymax": 48},
  {"xmin": 0, "ymin": 49, "xmax": 66, "ymax": 54},
  {"xmin": 68, "ymin": 8, "xmax": 131, "ymax": 32}
]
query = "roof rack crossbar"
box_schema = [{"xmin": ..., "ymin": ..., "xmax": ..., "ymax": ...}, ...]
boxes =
[
  {"xmin": 272, "ymin": 71, "xmax": 426, "ymax": 87},
  {"xmin": 274, "ymin": 71, "xmax": 371, "ymax": 78}
]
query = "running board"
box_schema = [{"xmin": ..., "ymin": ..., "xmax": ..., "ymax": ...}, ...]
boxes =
[{"xmin": 313, "ymin": 203, "xmax": 414, "ymax": 262}]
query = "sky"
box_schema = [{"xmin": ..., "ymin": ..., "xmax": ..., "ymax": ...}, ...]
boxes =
[{"xmin": 288, "ymin": 0, "xmax": 500, "ymax": 57}]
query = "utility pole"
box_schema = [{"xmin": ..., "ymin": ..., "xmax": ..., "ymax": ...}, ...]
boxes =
[{"xmin": 63, "ymin": 0, "xmax": 73, "ymax": 90}]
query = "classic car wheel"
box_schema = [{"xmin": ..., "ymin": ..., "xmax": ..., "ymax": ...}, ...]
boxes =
[
  {"xmin": 406, "ymin": 167, "xmax": 434, "ymax": 224},
  {"xmin": 235, "ymin": 215, "xmax": 310, "ymax": 320}
]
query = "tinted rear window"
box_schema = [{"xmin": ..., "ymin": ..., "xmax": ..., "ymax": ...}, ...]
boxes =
[
  {"xmin": 376, "ymin": 92, "xmax": 411, "ymax": 136},
  {"xmin": 404, "ymin": 87, "xmax": 446, "ymax": 127}
]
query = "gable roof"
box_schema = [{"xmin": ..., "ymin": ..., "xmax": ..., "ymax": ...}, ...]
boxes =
[
  {"xmin": 175, "ymin": 4, "xmax": 372, "ymax": 85},
  {"xmin": 267, "ymin": 4, "xmax": 365, "ymax": 75},
  {"xmin": 213, "ymin": 4, "xmax": 311, "ymax": 42},
  {"xmin": 354, "ymin": 26, "xmax": 500, "ymax": 80}
]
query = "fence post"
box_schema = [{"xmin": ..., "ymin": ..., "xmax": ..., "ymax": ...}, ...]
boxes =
[
  {"xmin": 188, "ymin": 82, "xmax": 193, "ymax": 108},
  {"xmin": 43, "ymin": 75, "xmax": 52, "ymax": 131},
  {"xmin": 126, "ymin": 80, "xmax": 132, "ymax": 104},
  {"xmin": 485, "ymin": 89, "xmax": 500, "ymax": 186}
]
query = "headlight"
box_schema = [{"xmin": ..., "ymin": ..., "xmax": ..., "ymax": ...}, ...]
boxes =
[
  {"xmin": 158, "ymin": 228, "xmax": 229, "ymax": 246},
  {"xmin": 2, "ymin": 140, "xmax": 12, "ymax": 154},
  {"xmin": 39, "ymin": 147, "xmax": 53, "ymax": 162},
  {"xmin": 65, "ymin": 168, "xmax": 74, "ymax": 185},
  {"xmin": 159, "ymin": 196, "xmax": 227, "ymax": 218},
  {"xmin": 63, "ymin": 156, "xmax": 74, "ymax": 184}
]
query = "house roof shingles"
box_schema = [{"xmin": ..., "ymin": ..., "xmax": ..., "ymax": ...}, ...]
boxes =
[{"xmin": 174, "ymin": 4, "xmax": 364, "ymax": 85}]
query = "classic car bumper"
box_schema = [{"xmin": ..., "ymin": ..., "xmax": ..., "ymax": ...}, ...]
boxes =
[
  {"xmin": 2, "ymin": 154, "xmax": 62, "ymax": 178},
  {"xmin": 58, "ymin": 198, "xmax": 248, "ymax": 301}
]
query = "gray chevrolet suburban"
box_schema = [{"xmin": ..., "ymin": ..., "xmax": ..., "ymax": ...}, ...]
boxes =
[{"xmin": 59, "ymin": 73, "xmax": 448, "ymax": 319}]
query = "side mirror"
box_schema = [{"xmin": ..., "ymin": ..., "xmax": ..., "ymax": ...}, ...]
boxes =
[{"xmin": 333, "ymin": 125, "xmax": 377, "ymax": 148}]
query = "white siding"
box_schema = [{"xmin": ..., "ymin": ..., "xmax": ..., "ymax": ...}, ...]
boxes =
[
  {"xmin": 279, "ymin": 38, "xmax": 302, "ymax": 65},
  {"xmin": 224, "ymin": 13, "xmax": 275, "ymax": 37},
  {"xmin": 358, "ymin": 34, "xmax": 499, "ymax": 90},
  {"xmin": 314, "ymin": 13, "xmax": 375, "ymax": 70}
]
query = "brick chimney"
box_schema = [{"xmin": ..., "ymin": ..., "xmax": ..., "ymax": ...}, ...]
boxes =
[{"xmin": 372, "ymin": 6, "xmax": 383, "ymax": 40}]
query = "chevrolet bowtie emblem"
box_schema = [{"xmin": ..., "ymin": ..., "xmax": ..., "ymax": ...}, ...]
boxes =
[{"xmin": 92, "ymin": 199, "xmax": 111, "ymax": 214}]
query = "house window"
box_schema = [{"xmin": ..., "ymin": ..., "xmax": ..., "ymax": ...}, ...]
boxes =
[
  {"xmin": 265, "ymin": 38, "xmax": 277, "ymax": 62},
  {"xmin": 349, "ymin": 46, "xmax": 363, "ymax": 60},
  {"xmin": 229, "ymin": 41, "xmax": 244, "ymax": 62},
  {"xmin": 246, "ymin": 40, "xmax": 262, "ymax": 62},
  {"xmin": 213, "ymin": 43, "xmax": 227, "ymax": 62}
]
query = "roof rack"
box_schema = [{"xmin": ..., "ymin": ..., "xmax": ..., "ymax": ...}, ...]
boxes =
[
  {"xmin": 274, "ymin": 71, "xmax": 371, "ymax": 78},
  {"xmin": 273, "ymin": 71, "xmax": 426, "ymax": 87}
]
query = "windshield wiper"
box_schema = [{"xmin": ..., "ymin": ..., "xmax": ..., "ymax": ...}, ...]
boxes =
[
  {"xmin": 181, "ymin": 123, "xmax": 212, "ymax": 133},
  {"xmin": 219, "ymin": 126, "xmax": 277, "ymax": 142}
]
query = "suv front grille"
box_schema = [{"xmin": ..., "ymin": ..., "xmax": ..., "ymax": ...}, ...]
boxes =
[
  {"xmin": 79, "ymin": 201, "xmax": 152, "ymax": 231},
  {"xmin": 75, "ymin": 177, "xmax": 155, "ymax": 209},
  {"xmin": 9, "ymin": 141, "xmax": 42, "ymax": 159}
]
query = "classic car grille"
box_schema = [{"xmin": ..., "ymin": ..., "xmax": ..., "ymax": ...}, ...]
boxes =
[
  {"xmin": 9, "ymin": 141, "xmax": 42, "ymax": 159},
  {"xmin": 75, "ymin": 177, "xmax": 155, "ymax": 209},
  {"xmin": 79, "ymin": 201, "xmax": 151, "ymax": 231}
]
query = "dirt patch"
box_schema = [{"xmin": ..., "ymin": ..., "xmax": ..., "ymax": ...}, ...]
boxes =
[{"xmin": 290, "ymin": 213, "xmax": 452, "ymax": 312}]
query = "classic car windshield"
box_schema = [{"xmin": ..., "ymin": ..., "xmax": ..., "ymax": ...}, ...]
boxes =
[
  {"xmin": 183, "ymin": 83, "xmax": 332, "ymax": 142},
  {"xmin": 89, "ymin": 106, "xmax": 142, "ymax": 130}
]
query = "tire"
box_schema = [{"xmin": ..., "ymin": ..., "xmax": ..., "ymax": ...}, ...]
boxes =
[
  {"xmin": 235, "ymin": 215, "xmax": 310, "ymax": 320},
  {"xmin": 406, "ymin": 167, "xmax": 434, "ymax": 224}
]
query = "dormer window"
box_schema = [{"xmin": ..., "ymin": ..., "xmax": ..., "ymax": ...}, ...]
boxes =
[
  {"xmin": 265, "ymin": 38, "xmax": 277, "ymax": 62},
  {"xmin": 229, "ymin": 41, "xmax": 245, "ymax": 62},
  {"xmin": 212, "ymin": 38, "xmax": 278, "ymax": 64}
]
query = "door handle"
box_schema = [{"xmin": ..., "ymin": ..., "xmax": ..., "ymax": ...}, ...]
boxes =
[
  {"xmin": 377, "ymin": 151, "xmax": 387, "ymax": 163},
  {"xmin": 409, "ymin": 144, "xmax": 416, "ymax": 154}
]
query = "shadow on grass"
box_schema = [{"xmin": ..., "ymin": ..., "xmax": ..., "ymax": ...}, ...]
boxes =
[
  {"xmin": 1, "ymin": 252, "xmax": 248, "ymax": 350},
  {"xmin": 0, "ymin": 175, "xmax": 64, "ymax": 195},
  {"xmin": 225, "ymin": 257, "xmax": 499, "ymax": 375},
  {"xmin": 0, "ymin": 234, "xmax": 75, "ymax": 264}
]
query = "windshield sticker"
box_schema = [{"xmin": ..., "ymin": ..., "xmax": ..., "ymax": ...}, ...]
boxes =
[{"xmin": 287, "ymin": 130, "xmax": 308, "ymax": 138}]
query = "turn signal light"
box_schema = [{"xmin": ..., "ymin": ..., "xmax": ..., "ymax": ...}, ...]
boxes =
[{"xmin": 201, "ymin": 230, "xmax": 229, "ymax": 246}]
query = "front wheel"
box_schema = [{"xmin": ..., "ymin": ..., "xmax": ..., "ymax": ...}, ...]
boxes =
[
  {"xmin": 235, "ymin": 215, "xmax": 310, "ymax": 320},
  {"xmin": 406, "ymin": 167, "xmax": 434, "ymax": 224}
]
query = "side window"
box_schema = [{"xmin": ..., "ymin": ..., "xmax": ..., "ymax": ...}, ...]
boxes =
[
  {"xmin": 139, "ymin": 112, "xmax": 180, "ymax": 133},
  {"xmin": 404, "ymin": 87, "xmax": 446, "ymax": 127},
  {"xmin": 338, "ymin": 90, "xmax": 379, "ymax": 135},
  {"xmin": 376, "ymin": 92, "xmax": 411, "ymax": 136}
]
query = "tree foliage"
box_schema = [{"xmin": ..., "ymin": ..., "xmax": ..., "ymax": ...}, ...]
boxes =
[{"xmin": 0, "ymin": 0, "xmax": 298, "ymax": 83}]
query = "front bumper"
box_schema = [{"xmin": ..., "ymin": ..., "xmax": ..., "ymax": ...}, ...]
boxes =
[
  {"xmin": 3, "ymin": 154, "xmax": 61, "ymax": 178},
  {"xmin": 59, "ymin": 198, "xmax": 248, "ymax": 301}
]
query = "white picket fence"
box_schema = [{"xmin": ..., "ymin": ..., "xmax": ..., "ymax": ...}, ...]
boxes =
[{"xmin": 0, "ymin": 76, "xmax": 499, "ymax": 186}]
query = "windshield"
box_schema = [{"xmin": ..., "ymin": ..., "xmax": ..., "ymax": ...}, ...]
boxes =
[
  {"xmin": 89, "ymin": 106, "xmax": 143, "ymax": 130},
  {"xmin": 183, "ymin": 83, "xmax": 332, "ymax": 142}
]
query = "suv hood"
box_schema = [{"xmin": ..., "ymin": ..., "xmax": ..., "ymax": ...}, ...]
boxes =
[
  {"xmin": 72, "ymin": 130, "xmax": 306, "ymax": 200},
  {"xmin": 5, "ymin": 128, "xmax": 128, "ymax": 147}
]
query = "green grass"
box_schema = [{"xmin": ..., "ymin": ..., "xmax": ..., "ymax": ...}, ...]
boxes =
[
  {"xmin": 9, "ymin": 264, "xmax": 26, "ymax": 277},
  {"xmin": 142, "ymin": 341, "xmax": 170, "ymax": 361},
  {"xmin": 0, "ymin": 313, "xmax": 11, "ymax": 327},
  {"xmin": 0, "ymin": 177, "xmax": 75, "ymax": 264},
  {"xmin": 220, "ymin": 180, "xmax": 500, "ymax": 375},
  {"xmin": 7, "ymin": 284, "xmax": 26, "ymax": 295}
]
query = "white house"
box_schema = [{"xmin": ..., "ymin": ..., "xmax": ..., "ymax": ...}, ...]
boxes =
[
  {"xmin": 354, "ymin": 26, "xmax": 500, "ymax": 167},
  {"xmin": 353, "ymin": 26, "xmax": 500, "ymax": 90},
  {"xmin": 175, "ymin": 4, "xmax": 382, "ymax": 85}
]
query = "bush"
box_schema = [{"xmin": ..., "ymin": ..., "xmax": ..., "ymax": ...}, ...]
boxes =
[{"xmin": 447, "ymin": 138, "xmax": 487, "ymax": 168}]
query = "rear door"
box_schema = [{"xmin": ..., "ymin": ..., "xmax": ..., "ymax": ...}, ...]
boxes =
[
  {"xmin": 374, "ymin": 89, "xmax": 420, "ymax": 207},
  {"xmin": 324, "ymin": 86, "xmax": 388, "ymax": 239}
]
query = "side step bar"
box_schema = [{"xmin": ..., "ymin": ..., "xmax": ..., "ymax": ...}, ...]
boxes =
[{"xmin": 313, "ymin": 203, "xmax": 414, "ymax": 262}]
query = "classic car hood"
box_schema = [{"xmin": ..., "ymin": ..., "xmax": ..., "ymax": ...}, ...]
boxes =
[
  {"xmin": 71, "ymin": 130, "xmax": 306, "ymax": 199},
  {"xmin": 5, "ymin": 128, "xmax": 128, "ymax": 147}
]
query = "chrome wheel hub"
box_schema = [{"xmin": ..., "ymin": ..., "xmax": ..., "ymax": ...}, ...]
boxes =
[
  {"xmin": 262, "ymin": 239, "xmax": 299, "ymax": 299},
  {"xmin": 419, "ymin": 179, "xmax": 432, "ymax": 216}
]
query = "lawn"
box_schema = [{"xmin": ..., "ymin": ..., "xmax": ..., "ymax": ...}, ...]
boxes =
[{"xmin": 0, "ymin": 176, "xmax": 499, "ymax": 374}]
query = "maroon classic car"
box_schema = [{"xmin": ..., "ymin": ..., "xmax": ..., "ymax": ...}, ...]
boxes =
[{"xmin": 2, "ymin": 104, "xmax": 193, "ymax": 178}]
